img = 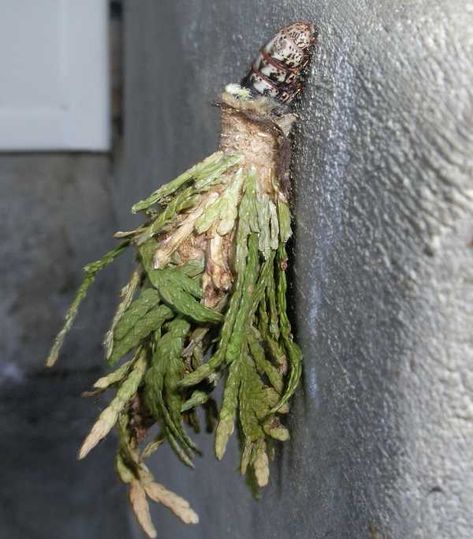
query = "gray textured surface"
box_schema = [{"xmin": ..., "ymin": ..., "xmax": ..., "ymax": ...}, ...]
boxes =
[
  {"xmin": 0, "ymin": 155, "xmax": 132, "ymax": 538},
  {"xmin": 120, "ymin": 1, "xmax": 473, "ymax": 538},
  {"xmin": 0, "ymin": 1, "xmax": 472, "ymax": 538}
]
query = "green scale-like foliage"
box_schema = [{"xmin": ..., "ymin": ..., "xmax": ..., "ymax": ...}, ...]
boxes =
[{"xmin": 46, "ymin": 150, "xmax": 302, "ymax": 535}]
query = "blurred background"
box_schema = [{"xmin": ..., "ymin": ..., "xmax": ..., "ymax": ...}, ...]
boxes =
[{"xmin": 0, "ymin": 1, "xmax": 472, "ymax": 538}]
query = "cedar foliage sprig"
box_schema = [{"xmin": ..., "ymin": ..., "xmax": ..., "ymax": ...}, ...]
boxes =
[
  {"xmin": 46, "ymin": 153, "xmax": 302, "ymax": 537},
  {"xmin": 44, "ymin": 18, "xmax": 317, "ymax": 536}
]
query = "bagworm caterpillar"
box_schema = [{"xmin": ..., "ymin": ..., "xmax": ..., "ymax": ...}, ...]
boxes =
[{"xmin": 46, "ymin": 21, "xmax": 316, "ymax": 538}]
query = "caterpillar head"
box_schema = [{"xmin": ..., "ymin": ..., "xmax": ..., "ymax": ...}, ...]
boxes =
[{"xmin": 241, "ymin": 21, "xmax": 317, "ymax": 104}]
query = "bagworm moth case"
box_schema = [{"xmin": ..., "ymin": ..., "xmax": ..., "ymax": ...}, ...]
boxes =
[{"xmin": 47, "ymin": 21, "xmax": 316, "ymax": 538}]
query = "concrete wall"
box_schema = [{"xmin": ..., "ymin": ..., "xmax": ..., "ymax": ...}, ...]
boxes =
[
  {"xmin": 1, "ymin": 1, "xmax": 472, "ymax": 538},
  {"xmin": 120, "ymin": 1, "xmax": 473, "ymax": 538}
]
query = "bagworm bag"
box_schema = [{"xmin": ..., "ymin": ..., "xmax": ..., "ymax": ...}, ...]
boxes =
[{"xmin": 47, "ymin": 21, "xmax": 316, "ymax": 538}]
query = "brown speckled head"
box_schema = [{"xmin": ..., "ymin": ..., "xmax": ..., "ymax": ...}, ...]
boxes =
[{"xmin": 241, "ymin": 21, "xmax": 317, "ymax": 104}]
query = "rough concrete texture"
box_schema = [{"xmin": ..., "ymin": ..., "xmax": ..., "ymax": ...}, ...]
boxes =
[
  {"xmin": 119, "ymin": 1, "xmax": 473, "ymax": 538},
  {"xmin": 1, "ymin": 1, "xmax": 472, "ymax": 538}
]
